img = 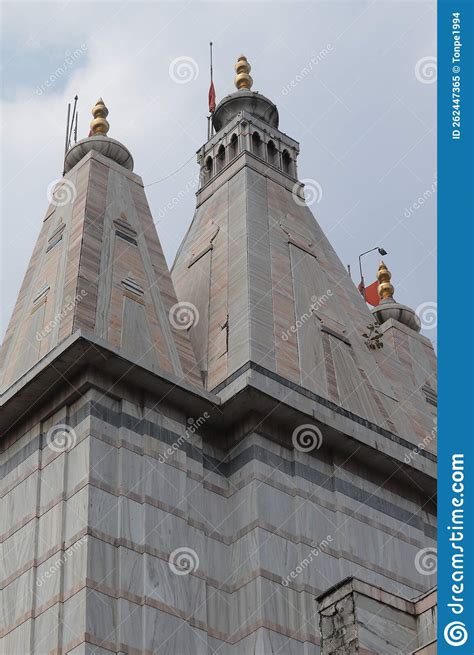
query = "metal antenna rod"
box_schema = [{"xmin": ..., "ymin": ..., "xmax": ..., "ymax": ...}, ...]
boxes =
[
  {"xmin": 64, "ymin": 103, "xmax": 71, "ymax": 156},
  {"xmin": 208, "ymin": 41, "xmax": 214, "ymax": 141},
  {"xmin": 210, "ymin": 41, "xmax": 213, "ymax": 84},
  {"xmin": 68, "ymin": 95, "xmax": 78, "ymax": 150},
  {"xmin": 74, "ymin": 111, "xmax": 78, "ymax": 144}
]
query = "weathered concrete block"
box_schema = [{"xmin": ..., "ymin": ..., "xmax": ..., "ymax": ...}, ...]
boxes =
[{"xmin": 317, "ymin": 577, "xmax": 436, "ymax": 655}]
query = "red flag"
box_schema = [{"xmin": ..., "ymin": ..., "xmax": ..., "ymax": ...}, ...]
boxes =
[
  {"xmin": 208, "ymin": 81, "xmax": 216, "ymax": 113},
  {"xmin": 358, "ymin": 280, "xmax": 380, "ymax": 307}
]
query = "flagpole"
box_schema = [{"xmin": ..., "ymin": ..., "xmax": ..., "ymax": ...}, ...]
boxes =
[
  {"xmin": 208, "ymin": 41, "xmax": 213, "ymax": 140},
  {"xmin": 210, "ymin": 41, "xmax": 213, "ymax": 86}
]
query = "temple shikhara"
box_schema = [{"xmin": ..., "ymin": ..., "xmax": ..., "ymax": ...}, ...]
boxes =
[{"xmin": 1, "ymin": 55, "xmax": 437, "ymax": 654}]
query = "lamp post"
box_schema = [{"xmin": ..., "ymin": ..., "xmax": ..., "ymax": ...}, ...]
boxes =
[{"xmin": 358, "ymin": 247, "xmax": 387, "ymax": 301}]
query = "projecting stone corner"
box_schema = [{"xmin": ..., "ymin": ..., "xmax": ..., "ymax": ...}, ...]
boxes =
[
  {"xmin": 316, "ymin": 577, "xmax": 437, "ymax": 655},
  {"xmin": 318, "ymin": 579, "xmax": 359, "ymax": 654},
  {"xmin": 320, "ymin": 593, "xmax": 358, "ymax": 654}
]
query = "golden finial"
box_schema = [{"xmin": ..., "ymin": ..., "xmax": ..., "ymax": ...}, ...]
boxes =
[
  {"xmin": 90, "ymin": 97, "xmax": 109, "ymax": 136},
  {"xmin": 377, "ymin": 261, "xmax": 395, "ymax": 300},
  {"xmin": 234, "ymin": 55, "xmax": 253, "ymax": 90}
]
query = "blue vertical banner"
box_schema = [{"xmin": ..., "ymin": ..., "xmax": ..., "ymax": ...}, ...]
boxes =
[{"xmin": 438, "ymin": 0, "xmax": 474, "ymax": 653}]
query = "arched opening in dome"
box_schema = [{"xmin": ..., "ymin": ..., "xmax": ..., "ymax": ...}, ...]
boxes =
[
  {"xmin": 282, "ymin": 149, "xmax": 292, "ymax": 175},
  {"xmin": 216, "ymin": 144, "xmax": 226, "ymax": 172},
  {"xmin": 229, "ymin": 134, "xmax": 239, "ymax": 161},
  {"xmin": 252, "ymin": 132, "xmax": 263, "ymax": 158},
  {"xmin": 267, "ymin": 140, "xmax": 278, "ymax": 167},
  {"xmin": 202, "ymin": 156, "xmax": 213, "ymax": 184}
]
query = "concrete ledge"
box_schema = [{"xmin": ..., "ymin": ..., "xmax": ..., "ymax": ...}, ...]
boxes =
[
  {"xmin": 196, "ymin": 151, "xmax": 300, "ymax": 207},
  {"xmin": 379, "ymin": 318, "xmax": 435, "ymax": 348},
  {"xmin": 0, "ymin": 330, "xmax": 218, "ymax": 440},
  {"xmin": 414, "ymin": 588, "xmax": 437, "ymax": 614},
  {"xmin": 214, "ymin": 362, "xmax": 437, "ymax": 493},
  {"xmin": 62, "ymin": 147, "xmax": 143, "ymax": 186},
  {"xmin": 1, "ymin": 336, "xmax": 436, "ymax": 500},
  {"xmin": 317, "ymin": 576, "xmax": 416, "ymax": 615},
  {"xmin": 316, "ymin": 576, "xmax": 436, "ymax": 655}
]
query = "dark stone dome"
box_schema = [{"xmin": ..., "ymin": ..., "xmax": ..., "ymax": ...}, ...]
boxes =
[{"xmin": 212, "ymin": 90, "xmax": 279, "ymax": 132}]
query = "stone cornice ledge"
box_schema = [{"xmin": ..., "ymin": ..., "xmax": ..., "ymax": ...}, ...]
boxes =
[
  {"xmin": 317, "ymin": 576, "xmax": 417, "ymax": 614},
  {"xmin": 0, "ymin": 330, "xmax": 218, "ymax": 439},
  {"xmin": 212, "ymin": 362, "xmax": 437, "ymax": 493},
  {"xmin": 0, "ymin": 334, "xmax": 436, "ymax": 496}
]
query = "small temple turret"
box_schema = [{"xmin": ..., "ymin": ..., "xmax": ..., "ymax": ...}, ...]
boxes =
[
  {"xmin": 0, "ymin": 96, "xmax": 202, "ymax": 393},
  {"xmin": 372, "ymin": 261, "xmax": 421, "ymax": 332},
  {"xmin": 211, "ymin": 54, "xmax": 279, "ymax": 133},
  {"xmin": 173, "ymin": 53, "xmax": 436, "ymax": 439},
  {"xmin": 64, "ymin": 97, "xmax": 133, "ymax": 173}
]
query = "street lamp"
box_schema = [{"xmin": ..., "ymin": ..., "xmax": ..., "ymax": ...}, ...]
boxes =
[{"xmin": 358, "ymin": 247, "xmax": 387, "ymax": 301}]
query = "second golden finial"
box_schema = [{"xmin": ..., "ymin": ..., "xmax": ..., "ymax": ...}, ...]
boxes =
[
  {"xmin": 90, "ymin": 98, "xmax": 109, "ymax": 136},
  {"xmin": 377, "ymin": 261, "xmax": 395, "ymax": 300},
  {"xmin": 234, "ymin": 55, "xmax": 253, "ymax": 90}
]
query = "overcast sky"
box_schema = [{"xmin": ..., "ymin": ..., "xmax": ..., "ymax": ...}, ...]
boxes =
[{"xmin": 0, "ymin": 0, "xmax": 437, "ymax": 347}]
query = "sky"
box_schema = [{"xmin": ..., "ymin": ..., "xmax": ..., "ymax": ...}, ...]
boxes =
[{"xmin": 0, "ymin": 0, "xmax": 437, "ymax": 347}]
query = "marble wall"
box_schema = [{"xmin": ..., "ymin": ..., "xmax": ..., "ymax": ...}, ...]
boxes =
[{"xmin": 1, "ymin": 386, "xmax": 436, "ymax": 654}]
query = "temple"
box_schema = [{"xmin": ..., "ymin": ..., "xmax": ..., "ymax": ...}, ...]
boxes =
[{"xmin": 1, "ymin": 56, "xmax": 437, "ymax": 654}]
